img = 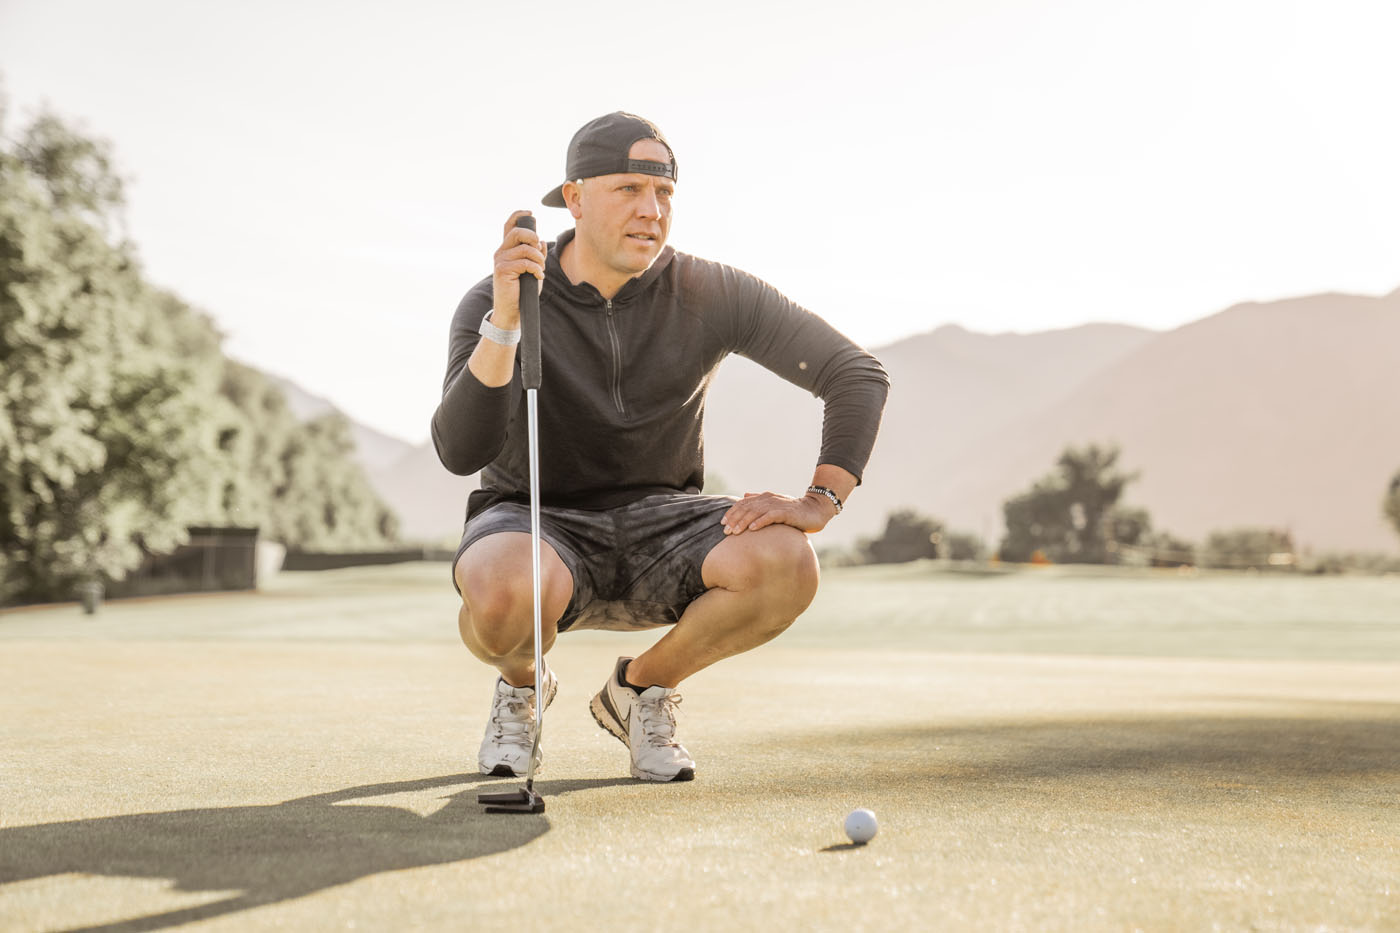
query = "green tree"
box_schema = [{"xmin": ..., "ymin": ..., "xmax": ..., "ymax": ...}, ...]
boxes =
[
  {"xmin": 1000, "ymin": 476, "xmax": 1071, "ymax": 563},
  {"xmin": 1201, "ymin": 528, "xmax": 1296, "ymax": 571},
  {"xmin": 274, "ymin": 413, "xmax": 399, "ymax": 550},
  {"xmin": 216, "ymin": 360, "xmax": 308, "ymax": 539},
  {"xmin": 1385, "ymin": 470, "xmax": 1400, "ymax": 542},
  {"xmin": 1103, "ymin": 506, "xmax": 1152, "ymax": 562},
  {"xmin": 13, "ymin": 112, "xmax": 125, "ymax": 229},
  {"xmin": 941, "ymin": 530, "xmax": 984, "ymax": 561},
  {"xmin": 2, "ymin": 107, "xmax": 398, "ymax": 603},
  {"xmin": 999, "ymin": 443, "xmax": 1148, "ymax": 564},
  {"xmin": 1139, "ymin": 530, "xmax": 1196, "ymax": 568},
  {"xmin": 862, "ymin": 509, "xmax": 943, "ymax": 564},
  {"xmin": 1, "ymin": 114, "xmax": 234, "ymax": 602},
  {"xmin": 215, "ymin": 363, "xmax": 397, "ymax": 550}
]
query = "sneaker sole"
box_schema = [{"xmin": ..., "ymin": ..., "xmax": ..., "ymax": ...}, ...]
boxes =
[
  {"xmin": 589, "ymin": 689, "xmax": 696, "ymax": 783},
  {"xmin": 479, "ymin": 675, "xmax": 559, "ymax": 778}
]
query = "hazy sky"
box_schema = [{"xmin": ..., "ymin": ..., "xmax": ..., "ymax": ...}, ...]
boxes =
[{"xmin": 3, "ymin": 0, "xmax": 1397, "ymax": 444}]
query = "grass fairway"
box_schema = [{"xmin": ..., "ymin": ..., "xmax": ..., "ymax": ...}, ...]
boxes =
[{"xmin": 1, "ymin": 561, "xmax": 1397, "ymax": 931}]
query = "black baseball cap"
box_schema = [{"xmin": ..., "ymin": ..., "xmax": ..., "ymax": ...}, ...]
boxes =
[{"xmin": 541, "ymin": 112, "xmax": 677, "ymax": 208}]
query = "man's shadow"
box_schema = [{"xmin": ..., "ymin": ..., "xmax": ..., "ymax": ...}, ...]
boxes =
[{"xmin": 0, "ymin": 773, "xmax": 631, "ymax": 933}]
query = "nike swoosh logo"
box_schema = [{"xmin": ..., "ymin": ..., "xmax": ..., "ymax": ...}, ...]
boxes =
[{"xmin": 601, "ymin": 689, "xmax": 628, "ymax": 736}]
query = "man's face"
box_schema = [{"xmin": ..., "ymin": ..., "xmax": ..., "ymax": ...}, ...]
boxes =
[{"xmin": 566, "ymin": 138, "xmax": 675, "ymax": 281}]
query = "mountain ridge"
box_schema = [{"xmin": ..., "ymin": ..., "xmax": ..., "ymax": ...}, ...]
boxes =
[{"xmin": 275, "ymin": 287, "xmax": 1400, "ymax": 554}]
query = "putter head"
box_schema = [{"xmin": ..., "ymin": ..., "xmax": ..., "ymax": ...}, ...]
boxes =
[{"xmin": 478, "ymin": 786, "xmax": 545, "ymax": 814}]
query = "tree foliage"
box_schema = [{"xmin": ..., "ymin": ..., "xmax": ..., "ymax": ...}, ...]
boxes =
[
  {"xmin": 14, "ymin": 113, "xmax": 126, "ymax": 227},
  {"xmin": 1201, "ymin": 528, "xmax": 1296, "ymax": 570},
  {"xmin": 999, "ymin": 443, "xmax": 1149, "ymax": 564},
  {"xmin": 862, "ymin": 509, "xmax": 943, "ymax": 564},
  {"xmin": 216, "ymin": 363, "xmax": 397, "ymax": 549},
  {"xmin": 940, "ymin": 530, "xmax": 984, "ymax": 561},
  {"xmin": 1, "ymin": 116, "xmax": 227, "ymax": 599},
  {"xmin": 1, "ymin": 106, "xmax": 395, "ymax": 604},
  {"xmin": 857, "ymin": 510, "xmax": 983, "ymax": 564},
  {"xmin": 1137, "ymin": 530, "xmax": 1196, "ymax": 568}
]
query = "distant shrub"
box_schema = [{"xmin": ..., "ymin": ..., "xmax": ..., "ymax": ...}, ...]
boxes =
[
  {"xmin": 1302, "ymin": 551, "xmax": 1400, "ymax": 575},
  {"xmin": 1144, "ymin": 531, "xmax": 1196, "ymax": 568},
  {"xmin": 1384, "ymin": 470, "xmax": 1400, "ymax": 541},
  {"xmin": 1202, "ymin": 528, "xmax": 1296, "ymax": 571},
  {"xmin": 861, "ymin": 509, "xmax": 941, "ymax": 564},
  {"xmin": 941, "ymin": 530, "xmax": 985, "ymax": 561},
  {"xmin": 853, "ymin": 510, "xmax": 984, "ymax": 565}
]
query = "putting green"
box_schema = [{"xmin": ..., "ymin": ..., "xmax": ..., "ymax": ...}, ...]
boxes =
[{"xmin": 1, "ymin": 563, "xmax": 1397, "ymax": 930}]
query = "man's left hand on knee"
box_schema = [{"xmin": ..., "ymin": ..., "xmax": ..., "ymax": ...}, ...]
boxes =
[{"xmin": 720, "ymin": 490, "xmax": 837, "ymax": 536}]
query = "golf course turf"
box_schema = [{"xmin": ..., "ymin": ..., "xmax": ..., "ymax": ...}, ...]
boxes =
[{"xmin": 2, "ymin": 561, "xmax": 1397, "ymax": 931}]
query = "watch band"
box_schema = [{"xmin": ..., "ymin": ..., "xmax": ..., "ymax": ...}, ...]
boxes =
[{"xmin": 478, "ymin": 310, "xmax": 521, "ymax": 347}]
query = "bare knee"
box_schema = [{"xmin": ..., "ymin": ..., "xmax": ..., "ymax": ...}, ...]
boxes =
[
  {"xmin": 457, "ymin": 571, "xmax": 533, "ymax": 657},
  {"xmin": 454, "ymin": 535, "xmax": 571, "ymax": 660},
  {"xmin": 765, "ymin": 527, "xmax": 820, "ymax": 618},
  {"xmin": 764, "ymin": 522, "xmax": 818, "ymax": 584},
  {"xmin": 705, "ymin": 525, "xmax": 821, "ymax": 623}
]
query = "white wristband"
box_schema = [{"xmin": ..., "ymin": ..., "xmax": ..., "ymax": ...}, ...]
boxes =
[{"xmin": 478, "ymin": 310, "xmax": 521, "ymax": 347}]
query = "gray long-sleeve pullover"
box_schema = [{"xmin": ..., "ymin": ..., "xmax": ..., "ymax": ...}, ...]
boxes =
[{"xmin": 432, "ymin": 229, "xmax": 889, "ymax": 521}]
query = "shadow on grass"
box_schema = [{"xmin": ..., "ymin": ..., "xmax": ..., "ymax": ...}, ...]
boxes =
[
  {"xmin": 0, "ymin": 772, "xmax": 634, "ymax": 932},
  {"xmin": 787, "ymin": 707, "xmax": 1400, "ymax": 852},
  {"xmin": 818, "ymin": 842, "xmax": 869, "ymax": 853},
  {"xmin": 758, "ymin": 704, "xmax": 1400, "ymax": 792}
]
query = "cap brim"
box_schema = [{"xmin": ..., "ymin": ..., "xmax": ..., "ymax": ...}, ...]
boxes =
[{"xmin": 541, "ymin": 184, "xmax": 566, "ymax": 208}]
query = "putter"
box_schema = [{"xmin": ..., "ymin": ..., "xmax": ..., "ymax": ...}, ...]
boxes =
[{"xmin": 479, "ymin": 214, "xmax": 547, "ymax": 815}]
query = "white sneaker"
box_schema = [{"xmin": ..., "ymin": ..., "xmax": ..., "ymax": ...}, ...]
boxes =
[
  {"xmin": 478, "ymin": 665, "xmax": 557, "ymax": 777},
  {"xmin": 589, "ymin": 657, "xmax": 696, "ymax": 782}
]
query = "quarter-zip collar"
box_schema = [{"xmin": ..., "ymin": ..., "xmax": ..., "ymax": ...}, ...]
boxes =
[
  {"xmin": 542, "ymin": 228, "xmax": 676, "ymax": 309},
  {"xmin": 602, "ymin": 297, "xmax": 627, "ymax": 417}
]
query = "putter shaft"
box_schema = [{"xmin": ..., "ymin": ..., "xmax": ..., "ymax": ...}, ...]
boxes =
[{"xmin": 524, "ymin": 387, "xmax": 544, "ymax": 789}]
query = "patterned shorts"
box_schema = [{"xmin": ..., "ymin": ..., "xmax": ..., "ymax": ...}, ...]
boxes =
[{"xmin": 453, "ymin": 493, "xmax": 736, "ymax": 632}]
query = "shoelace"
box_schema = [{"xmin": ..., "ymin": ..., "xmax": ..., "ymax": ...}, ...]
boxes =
[
  {"xmin": 490, "ymin": 693, "xmax": 536, "ymax": 747},
  {"xmin": 636, "ymin": 694, "xmax": 683, "ymax": 748}
]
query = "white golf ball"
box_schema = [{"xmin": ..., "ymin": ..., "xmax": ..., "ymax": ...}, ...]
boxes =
[{"xmin": 844, "ymin": 808, "xmax": 878, "ymax": 844}]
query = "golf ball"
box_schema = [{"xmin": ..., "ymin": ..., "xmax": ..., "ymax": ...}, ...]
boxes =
[{"xmin": 844, "ymin": 808, "xmax": 878, "ymax": 844}]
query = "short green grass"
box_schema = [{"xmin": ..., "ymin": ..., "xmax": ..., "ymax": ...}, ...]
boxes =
[
  {"xmin": 4, "ymin": 560, "xmax": 1397, "ymax": 662},
  {"xmin": 788, "ymin": 561, "xmax": 1400, "ymax": 661},
  {"xmin": 3, "ymin": 561, "xmax": 1397, "ymax": 931}
]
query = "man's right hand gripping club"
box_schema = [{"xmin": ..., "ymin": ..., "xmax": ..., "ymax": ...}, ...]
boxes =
[{"xmin": 468, "ymin": 210, "xmax": 548, "ymax": 389}]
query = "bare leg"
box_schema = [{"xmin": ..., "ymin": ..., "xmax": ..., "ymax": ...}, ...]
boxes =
[
  {"xmin": 623, "ymin": 525, "xmax": 819, "ymax": 688},
  {"xmin": 454, "ymin": 533, "xmax": 573, "ymax": 687}
]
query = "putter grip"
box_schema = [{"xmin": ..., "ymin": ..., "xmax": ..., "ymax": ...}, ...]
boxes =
[{"xmin": 515, "ymin": 215, "xmax": 542, "ymax": 390}]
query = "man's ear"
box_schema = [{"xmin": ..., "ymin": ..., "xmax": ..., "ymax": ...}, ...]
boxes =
[{"xmin": 563, "ymin": 180, "xmax": 584, "ymax": 220}]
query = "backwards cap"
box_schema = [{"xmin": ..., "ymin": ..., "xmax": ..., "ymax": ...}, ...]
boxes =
[{"xmin": 541, "ymin": 111, "xmax": 677, "ymax": 208}]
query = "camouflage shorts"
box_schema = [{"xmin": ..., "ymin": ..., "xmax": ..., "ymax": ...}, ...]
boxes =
[{"xmin": 453, "ymin": 493, "xmax": 736, "ymax": 632}]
